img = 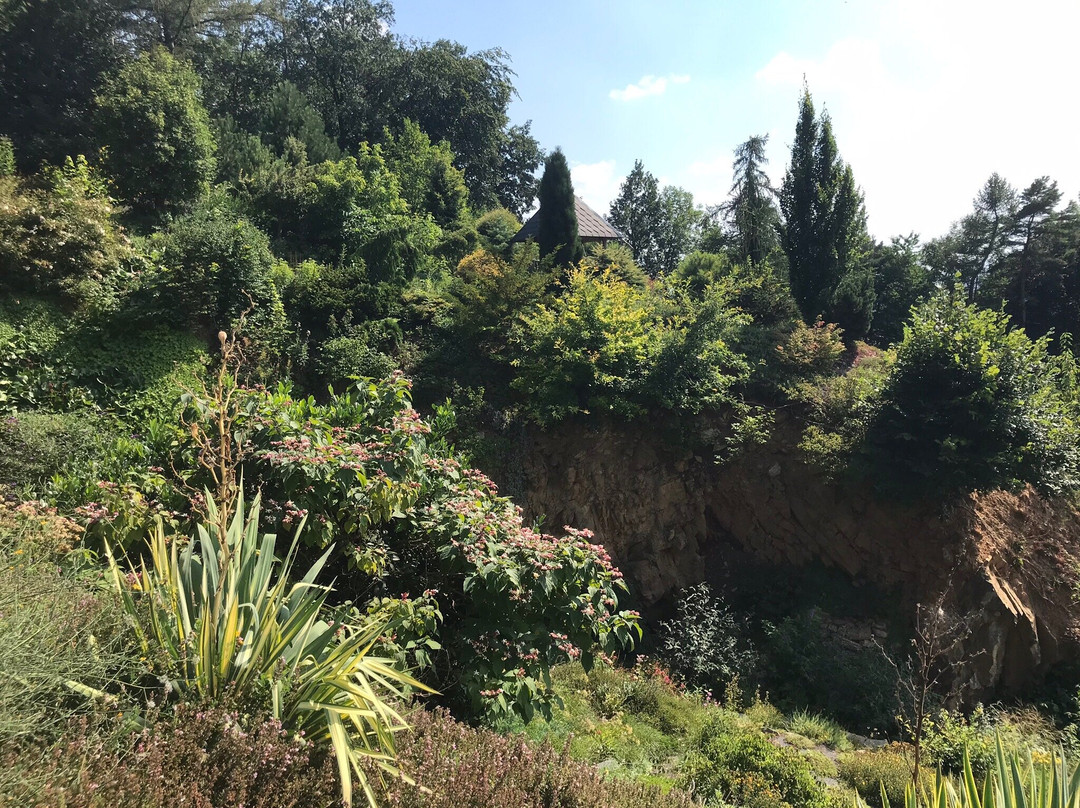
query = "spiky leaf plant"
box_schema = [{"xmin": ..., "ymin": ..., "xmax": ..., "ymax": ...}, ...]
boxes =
[
  {"xmin": 108, "ymin": 491, "xmax": 427, "ymax": 807},
  {"xmin": 858, "ymin": 739, "xmax": 1080, "ymax": 808}
]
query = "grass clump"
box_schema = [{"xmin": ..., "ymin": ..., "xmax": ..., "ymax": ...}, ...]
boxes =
[{"xmin": 786, "ymin": 709, "xmax": 853, "ymax": 751}]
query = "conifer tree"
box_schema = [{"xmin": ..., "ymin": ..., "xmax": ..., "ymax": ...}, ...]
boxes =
[
  {"xmin": 779, "ymin": 86, "xmax": 872, "ymax": 335},
  {"xmin": 608, "ymin": 160, "xmax": 664, "ymax": 276},
  {"xmin": 725, "ymin": 134, "xmax": 779, "ymax": 265},
  {"xmin": 536, "ymin": 148, "xmax": 583, "ymax": 266}
]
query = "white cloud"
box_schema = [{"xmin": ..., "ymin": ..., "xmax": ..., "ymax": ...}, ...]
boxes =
[
  {"xmin": 571, "ymin": 160, "xmax": 621, "ymax": 216},
  {"xmin": 609, "ymin": 73, "xmax": 690, "ymax": 102},
  {"xmin": 751, "ymin": 5, "xmax": 1080, "ymax": 240}
]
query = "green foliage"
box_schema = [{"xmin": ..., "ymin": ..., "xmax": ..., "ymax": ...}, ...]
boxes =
[
  {"xmin": 608, "ymin": 160, "xmax": 665, "ymax": 276},
  {"xmin": 510, "ymin": 266, "xmax": 752, "ymax": 424},
  {"xmin": 537, "ymin": 148, "xmax": 583, "ymax": 266},
  {"xmin": 866, "ymin": 292, "xmax": 1080, "ymax": 499},
  {"xmin": 95, "ymin": 46, "xmax": 217, "ymax": 218},
  {"xmin": 155, "ymin": 207, "xmax": 285, "ymax": 340},
  {"xmin": 368, "ymin": 705, "xmax": 697, "ymax": 808},
  {"xmin": 796, "ymin": 342, "xmax": 893, "ymax": 474},
  {"xmin": 0, "ymin": 156, "xmax": 133, "ymax": 311},
  {"xmin": 315, "ymin": 333, "xmax": 398, "ymax": 390},
  {"xmin": 0, "ymin": 138, "xmax": 13, "ymax": 178},
  {"xmin": 762, "ymin": 611, "xmax": 899, "ymax": 734},
  {"xmin": 582, "ymin": 241, "xmax": 649, "ymax": 288},
  {"xmin": 838, "ymin": 747, "xmax": 921, "ymax": 808},
  {"xmin": 779, "ymin": 86, "xmax": 871, "ymax": 333},
  {"xmin": 675, "ymin": 251, "xmax": 731, "ymax": 294},
  {"xmin": 0, "ymin": 506, "xmax": 134, "ymax": 746},
  {"xmin": 475, "ymin": 207, "xmax": 521, "ymax": 256},
  {"xmin": 0, "ymin": 411, "xmax": 110, "ymax": 496},
  {"xmin": 868, "ymin": 235, "xmax": 932, "ymax": 347},
  {"xmin": 681, "ymin": 714, "xmax": 831, "ymax": 808},
  {"xmin": 229, "ymin": 377, "xmax": 641, "ymax": 722},
  {"xmin": 661, "ymin": 583, "xmax": 753, "ymax": 695},
  {"xmin": 383, "ymin": 119, "xmax": 470, "ymax": 228},
  {"xmin": 498, "ymin": 660, "xmax": 718, "ymax": 783},
  {"xmin": 785, "ymin": 710, "xmax": 852, "ymax": 750},
  {"xmin": 0, "ymin": 0, "xmax": 125, "ymax": 170},
  {"xmin": 258, "ymin": 80, "xmax": 340, "ymax": 164},
  {"xmin": 108, "ymin": 492, "xmax": 423, "ymax": 808},
  {"xmin": 725, "ymin": 134, "xmax": 781, "ymax": 266},
  {"xmin": 855, "ymin": 741, "xmax": 1080, "ymax": 808}
]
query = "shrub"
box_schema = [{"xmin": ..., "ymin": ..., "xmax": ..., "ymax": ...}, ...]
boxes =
[
  {"xmin": 0, "ymin": 156, "xmax": 133, "ymax": 311},
  {"xmin": 680, "ymin": 715, "xmax": 830, "ymax": 808},
  {"xmin": 837, "ymin": 747, "xmax": 918, "ymax": 808},
  {"xmin": 919, "ymin": 707, "xmax": 995, "ymax": 779},
  {"xmin": 475, "ymin": 207, "xmax": 520, "ymax": 256},
  {"xmin": 866, "ymin": 292, "xmax": 1080, "ymax": 499},
  {"xmin": 6, "ymin": 705, "xmax": 343, "ymax": 808},
  {"xmin": 365, "ymin": 706, "xmax": 698, "ymax": 808},
  {"xmin": 0, "ymin": 411, "xmax": 109, "ymax": 495},
  {"xmin": 231, "ymin": 376, "xmax": 642, "ymax": 722},
  {"xmin": 155, "ymin": 207, "xmax": 286, "ymax": 346},
  {"xmin": 95, "ymin": 46, "xmax": 216, "ymax": 218},
  {"xmin": 316, "ymin": 333, "xmax": 398, "ymax": 389},
  {"xmin": 510, "ymin": 267, "xmax": 751, "ymax": 424},
  {"xmin": 661, "ymin": 582, "xmax": 752, "ymax": 696},
  {"xmin": 761, "ymin": 611, "xmax": 899, "ymax": 734},
  {"xmin": 0, "ymin": 527, "xmax": 134, "ymax": 748},
  {"xmin": 786, "ymin": 709, "xmax": 852, "ymax": 750}
]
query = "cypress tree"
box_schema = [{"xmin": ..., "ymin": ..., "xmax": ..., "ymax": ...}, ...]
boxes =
[
  {"xmin": 537, "ymin": 148, "xmax": 583, "ymax": 266},
  {"xmin": 779, "ymin": 86, "xmax": 872, "ymax": 334}
]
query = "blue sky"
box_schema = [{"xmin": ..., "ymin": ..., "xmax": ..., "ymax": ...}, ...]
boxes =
[{"xmin": 392, "ymin": 1, "xmax": 1080, "ymax": 242}]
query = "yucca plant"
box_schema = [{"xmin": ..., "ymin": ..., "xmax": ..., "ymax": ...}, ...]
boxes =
[
  {"xmin": 860, "ymin": 739, "xmax": 1080, "ymax": 808},
  {"xmin": 107, "ymin": 490, "xmax": 428, "ymax": 807}
]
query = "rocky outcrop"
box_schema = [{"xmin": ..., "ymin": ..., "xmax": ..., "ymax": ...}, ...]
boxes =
[{"xmin": 498, "ymin": 416, "xmax": 1080, "ymax": 700}]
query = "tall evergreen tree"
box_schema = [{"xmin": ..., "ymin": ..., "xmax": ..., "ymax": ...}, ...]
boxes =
[
  {"xmin": 608, "ymin": 160, "xmax": 665, "ymax": 276},
  {"xmin": 778, "ymin": 87, "xmax": 872, "ymax": 334},
  {"xmin": 724, "ymin": 134, "xmax": 779, "ymax": 265},
  {"xmin": 536, "ymin": 148, "xmax": 583, "ymax": 266}
]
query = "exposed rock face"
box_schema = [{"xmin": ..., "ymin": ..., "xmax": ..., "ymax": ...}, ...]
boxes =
[{"xmin": 501, "ymin": 416, "xmax": 1080, "ymax": 700}]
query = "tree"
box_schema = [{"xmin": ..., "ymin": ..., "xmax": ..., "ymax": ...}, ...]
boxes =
[
  {"xmin": 258, "ymin": 81, "xmax": 340, "ymax": 163},
  {"xmin": 119, "ymin": 0, "xmax": 269, "ymax": 53},
  {"xmin": 278, "ymin": 0, "xmax": 400, "ymax": 151},
  {"xmin": 724, "ymin": 134, "xmax": 780, "ymax": 265},
  {"xmin": 867, "ymin": 234, "xmax": 932, "ymax": 346},
  {"xmin": 95, "ymin": 47, "xmax": 217, "ymax": 218},
  {"xmin": 0, "ymin": 0, "xmax": 125, "ymax": 171},
  {"xmin": 608, "ymin": 160, "xmax": 664, "ymax": 276},
  {"xmin": 778, "ymin": 87, "xmax": 872, "ymax": 333},
  {"xmin": 496, "ymin": 122, "xmax": 543, "ymax": 219},
  {"xmin": 657, "ymin": 186, "xmax": 703, "ymax": 276},
  {"xmin": 383, "ymin": 119, "xmax": 468, "ymax": 228},
  {"xmin": 389, "ymin": 39, "xmax": 518, "ymax": 209},
  {"xmin": 997, "ymin": 176, "xmax": 1061, "ymax": 330},
  {"xmin": 535, "ymin": 148, "xmax": 583, "ymax": 266},
  {"xmin": 866, "ymin": 291, "xmax": 1080, "ymax": 499},
  {"xmin": 925, "ymin": 174, "xmax": 1019, "ymax": 304}
]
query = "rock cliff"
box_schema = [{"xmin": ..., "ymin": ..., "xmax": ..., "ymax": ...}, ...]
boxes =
[{"xmin": 499, "ymin": 416, "xmax": 1080, "ymax": 700}]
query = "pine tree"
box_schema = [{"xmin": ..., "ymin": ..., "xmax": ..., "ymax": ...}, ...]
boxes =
[
  {"xmin": 778, "ymin": 86, "xmax": 872, "ymax": 334},
  {"xmin": 536, "ymin": 148, "xmax": 583, "ymax": 266},
  {"xmin": 725, "ymin": 134, "xmax": 779, "ymax": 265}
]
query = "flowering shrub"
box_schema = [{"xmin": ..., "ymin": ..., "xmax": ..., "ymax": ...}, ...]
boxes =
[
  {"xmin": 235, "ymin": 374, "xmax": 641, "ymax": 720},
  {"xmin": 10, "ymin": 706, "xmax": 342, "ymax": 808},
  {"xmin": 363, "ymin": 706, "xmax": 697, "ymax": 808}
]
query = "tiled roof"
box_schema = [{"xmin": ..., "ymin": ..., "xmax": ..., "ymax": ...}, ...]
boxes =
[{"xmin": 511, "ymin": 196, "xmax": 624, "ymax": 243}]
